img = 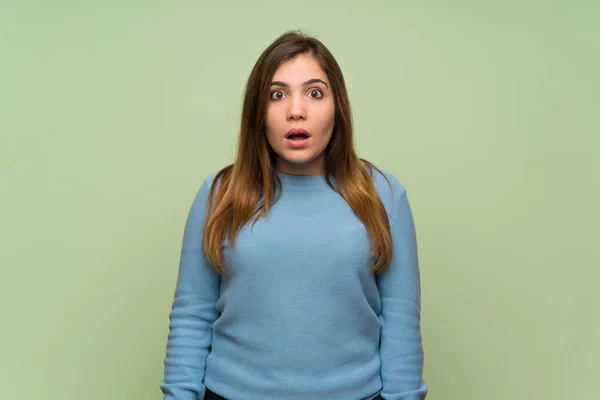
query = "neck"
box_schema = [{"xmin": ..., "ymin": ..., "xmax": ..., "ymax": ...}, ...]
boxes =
[{"xmin": 275, "ymin": 157, "xmax": 325, "ymax": 176}]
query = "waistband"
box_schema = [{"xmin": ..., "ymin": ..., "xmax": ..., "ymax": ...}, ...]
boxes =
[{"xmin": 205, "ymin": 388, "xmax": 383, "ymax": 400}]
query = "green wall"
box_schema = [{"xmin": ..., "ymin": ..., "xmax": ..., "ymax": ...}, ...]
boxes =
[{"xmin": 2, "ymin": 1, "xmax": 598, "ymax": 399}]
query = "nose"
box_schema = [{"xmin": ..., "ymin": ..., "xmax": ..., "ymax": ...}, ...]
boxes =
[{"xmin": 286, "ymin": 96, "xmax": 306, "ymax": 121}]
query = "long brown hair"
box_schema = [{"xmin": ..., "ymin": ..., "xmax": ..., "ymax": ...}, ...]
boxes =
[{"xmin": 203, "ymin": 30, "xmax": 393, "ymax": 276}]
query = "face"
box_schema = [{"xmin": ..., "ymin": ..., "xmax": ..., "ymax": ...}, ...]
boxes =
[{"xmin": 265, "ymin": 54, "xmax": 335, "ymax": 175}]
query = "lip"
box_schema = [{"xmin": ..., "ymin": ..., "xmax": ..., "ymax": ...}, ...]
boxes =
[{"xmin": 285, "ymin": 128, "xmax": 312, "ymax": 138}]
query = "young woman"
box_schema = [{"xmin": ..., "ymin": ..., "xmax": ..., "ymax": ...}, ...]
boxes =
[{"xmin": 160, "ymin": 30, "xmax": 428, "ymax": 400}]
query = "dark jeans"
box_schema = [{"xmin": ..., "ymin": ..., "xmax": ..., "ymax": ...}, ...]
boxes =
[{"xmin": 205, "ymin": 388, "xmax": 384, "ymax": 400}]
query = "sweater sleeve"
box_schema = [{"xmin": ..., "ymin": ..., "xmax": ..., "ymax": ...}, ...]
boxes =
[
  {"xmin": 376, "ymin": 189, "xmax": 428, "ymax": 400},
  {"xmin": 160, "ymin": 178, "xmax": 221, "ymax": 400}
]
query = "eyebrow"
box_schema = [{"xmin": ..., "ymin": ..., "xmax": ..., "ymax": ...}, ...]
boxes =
[{"xmin": 270, "ymin": 78, "xmax": 329, "ymax": 88}]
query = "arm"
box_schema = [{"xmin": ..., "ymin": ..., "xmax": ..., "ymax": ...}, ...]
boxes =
[
  {"xmin": 376, "ymin": 189, "xmax": 428, "ymax": 400},
  {"xmin": 160, "ymin": 178, "xmax": 221, "ymax": 400}
]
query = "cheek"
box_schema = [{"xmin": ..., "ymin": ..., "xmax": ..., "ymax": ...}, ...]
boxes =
[
  {"xmin": 318, "ymin": 98, "xmax": 335, "ymax": 120},
  {"xmin": 264, "ymin": 112, "xmax": 281, "ymax": 147},
  {"xmin": 265, "ymin": 103, "xmax": 282, "ymax": 126},
  {"xmin": 316, "ymin": 103, "xmax": 336, "ymax": 132}
]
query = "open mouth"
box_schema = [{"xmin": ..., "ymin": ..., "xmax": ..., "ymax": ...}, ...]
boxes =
[{"xmin": 287, "ymin": 133, "xmax": 310, "ymax": 140}]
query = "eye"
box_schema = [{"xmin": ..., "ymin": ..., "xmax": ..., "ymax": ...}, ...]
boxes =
[
  {"xmin": 269, "ymin": 90, "xmax": 286, "ymax": 101},
  {"xmin": 308, "ymin": 89, "xmax": 323, "ymax": 99}
]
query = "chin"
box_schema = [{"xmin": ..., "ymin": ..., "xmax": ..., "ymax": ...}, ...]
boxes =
[{"xmin": 279, "ymin": 152, "xmax": 316, "ymax": 165}]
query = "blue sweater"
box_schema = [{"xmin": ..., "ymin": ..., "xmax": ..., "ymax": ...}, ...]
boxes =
[{"xmin": 160, "ymin": 168, "xmax": 428, "ymax": 400}]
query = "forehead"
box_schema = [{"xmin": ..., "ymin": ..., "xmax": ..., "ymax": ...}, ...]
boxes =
[{"xmin": 272, "ymin": 54, "xmax": 329, "ymax": 84}]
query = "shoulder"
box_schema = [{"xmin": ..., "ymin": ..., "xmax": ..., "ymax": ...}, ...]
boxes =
[
  {"xmin": 198, "ymin": 164, "xmax": 233, "ymax": 196},
  {"xmin": 188, "ymin": 169, "xmax": 225, "ymax": 215},
  {"xmin": 363, "ymin": 163, "xmax": 407, "ymax": 216},
  {"xmin": 191, "ymin": 172, "xmax": 217, "ymax": 201},
  {"xmin": 203, "ymin": 172, "xmax": 219, "ymax": 191}
]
